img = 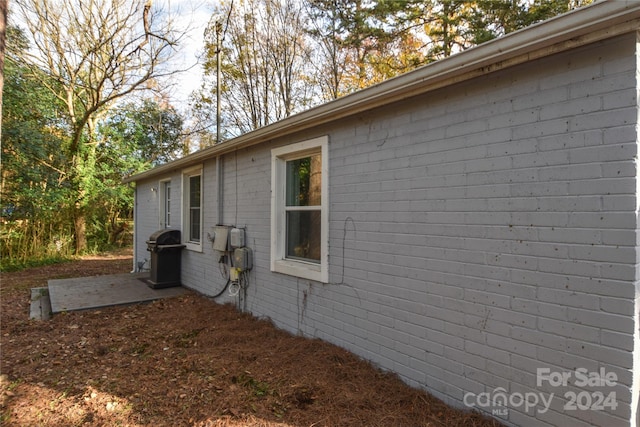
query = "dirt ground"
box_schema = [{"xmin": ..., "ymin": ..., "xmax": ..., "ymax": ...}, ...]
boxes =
[{"xmin": 1, "ymin": 249, "xmax": 502, "ymax": 426}]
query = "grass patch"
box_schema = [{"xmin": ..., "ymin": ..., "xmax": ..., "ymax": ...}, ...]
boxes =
[{"xmin": 0, "ymin": 256, "xmax": 75, "ymax": 273}]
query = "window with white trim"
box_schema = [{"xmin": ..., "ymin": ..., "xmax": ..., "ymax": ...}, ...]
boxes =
[
  {"xmin": 159, "ymin": 179, "xmax": 171, "ymax": 228},
  {"xmin": 271, "ymin": 136, "xmax": 328, "ymax": 283},
  {"xmin": 183, "ymin": 166, "xmax": 203, "ymax": 251}
]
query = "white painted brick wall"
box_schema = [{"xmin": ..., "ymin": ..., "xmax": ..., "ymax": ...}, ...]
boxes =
[
  {"xmin": 134, "ymin": 178, "xmax": 165, "ymax": 271},
  {"xmin": 133, "ymin": 33, "xmax": 639, "ymax": 426}
]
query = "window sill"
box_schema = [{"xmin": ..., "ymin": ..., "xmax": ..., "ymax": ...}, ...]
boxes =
[
  {"xmin": 184, "ymin": 242, "xmax": 203, "ymax": 252},
  {"xmin": 272, "ymin": 259, "xmax": 327, "ymax": 283}
]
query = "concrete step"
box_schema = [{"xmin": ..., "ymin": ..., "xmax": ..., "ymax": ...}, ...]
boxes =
[
  {"xmin": 48, "ymin": 272, "xmax": 186, "ymax": 313},
  {"xmin": 29, "ymin": 287, "xmax": 52, "ymax": 321}
]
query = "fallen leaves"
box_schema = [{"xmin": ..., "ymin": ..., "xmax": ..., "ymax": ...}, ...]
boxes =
[{"xmin": 1, "ymin": 250, "xmax": 502, "ymax": 427}]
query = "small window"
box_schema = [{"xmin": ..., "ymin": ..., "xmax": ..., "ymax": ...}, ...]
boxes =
[
  {"xmin": 285, "ymin": 154, "xmax": 322, "ymax": 262},
  {"xmin": 183, "ymin": 166, "xmax": 203, "ymax": 251},
  {"xmin": 188, "ymin": 175, "xmax": 201, "ymax": 241},
  {"xmin": 271, "ymin": 136, "xmax": 328, "ymax": 282},
  {"xmin": 159, "ymin": 179, "xmax": 171, "ymax": 228}
]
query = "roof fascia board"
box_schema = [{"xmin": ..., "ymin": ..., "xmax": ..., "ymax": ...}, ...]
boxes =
[{"xmin": 123, "ymin": 0, "xmax": 640, "ymax": 184}]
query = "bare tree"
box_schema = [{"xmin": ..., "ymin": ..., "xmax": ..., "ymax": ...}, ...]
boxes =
[
  {"xmin": 305, "ymin": 0, "xmax": 348, "ymax": 101},
  {"xmin": 267, "ymin": 0, "xmax": 314, "ymax": 119},
  {"xmin": 200, "ymin": 0, "xmax": 315, "ymax": 137},
  {"xmin": 13, "ymin": 0, "xmax": 181, "ymax": 253}
]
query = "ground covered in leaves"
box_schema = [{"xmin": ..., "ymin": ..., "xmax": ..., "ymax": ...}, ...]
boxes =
[{"xmin": 1, "ymin": 249, "xmax": 501, "ymax": 426}]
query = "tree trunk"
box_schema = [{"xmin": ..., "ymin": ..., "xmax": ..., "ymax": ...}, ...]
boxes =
[
  {"xmin": 0, "ymin": 0, "xmax": 6, "ymax": 141},
  {"xmin": 74, "ymin": 205, "xmax": 87, "ymax": 254},
  {"xmin": 108, "ymin": 217, "xmax": 127, "ymax": 245}
]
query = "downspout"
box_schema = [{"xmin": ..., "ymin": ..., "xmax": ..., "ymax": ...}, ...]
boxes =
[
  {"xmin": 633, "ymin": 157, "xmax": 640, "ymax": 426},
  {"xmin": 632, "ymin": 30, "xmax": 640, "ymax": 427},
  {"xmin": 215, "ymin": 17, "xmax": 223, "ymax": 224},
  {"xmin": 217, "ymin": 155, "xmax": 224, "ymax": 224},
  {"xmin": 131, "ymin": 185, "xmax": 137, "ymax": 273},
  {"xmin": 213, "ymin": 154, "xmax": 234, "ymax": 300}
]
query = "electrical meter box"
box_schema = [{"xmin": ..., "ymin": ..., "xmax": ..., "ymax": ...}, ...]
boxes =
[
  {"xmin": 230, "ymin": 228, "xmax": 245, "ymax": 248},
  {"xmin": 212, "ymin": 226, "xmax": 230, "ymax": 252},
  {"xmin": 233, "ymin": 247, "xmax": 253, "ymax": 270}
]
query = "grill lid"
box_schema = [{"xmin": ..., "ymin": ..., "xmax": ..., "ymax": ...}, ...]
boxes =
[{"xmin": 147, "ymin": 229, "xmax": 181, "ymax": 245}]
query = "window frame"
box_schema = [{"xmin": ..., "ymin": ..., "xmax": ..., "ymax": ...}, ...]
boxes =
[
  {"xmin": 271, "ymin": 136, "xmax": 329, "ymax": 283},
  {"xmin": 159, "ymin": 178, "xmax": 172, "ymax": 229},
  {"xmin": 182, "ymin": 165, "xmax": 203, "ymax": 252}
]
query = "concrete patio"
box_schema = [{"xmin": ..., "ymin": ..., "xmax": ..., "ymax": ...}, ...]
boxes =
[{"xmin": 30, "ymin": 272, "xmax": 188, "ymax": 320}]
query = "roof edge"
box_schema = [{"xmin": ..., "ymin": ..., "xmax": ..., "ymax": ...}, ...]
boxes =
[{"xmin": 124, "ymin": 0, "xmax": 640, "ymax": 184}]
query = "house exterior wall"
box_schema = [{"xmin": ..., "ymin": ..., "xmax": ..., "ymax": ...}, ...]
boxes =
[
  {"xmin": 133, "ymin": 33, "xmax": 639, "ymax": 426},
  {"xmin": 133, "ymin": 179, "xmax": 163, "ymax": 271}
]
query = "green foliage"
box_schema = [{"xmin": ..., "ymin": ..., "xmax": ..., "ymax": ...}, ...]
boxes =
[
  {"xmin": 1, "ymin": 25, "xmax": 184, "ymax": 264},
  {"xmin": 311, "ymin": 0, "xmax": 594, "ymax": 71},
  {"xmin": 234, "ymin": 372, "xmax": 273, "ymax": 398},
  {"xmin": 467, "ymin": 0, "xmax": 594, "ymax": 45},
  {"xmin": 0, "ymin": 255, "xmax": 74, "ymax": 273},
  {"xmin": 195, "ymin": 0, "xmax": 594, "ymax": 136},
  {"xmin": 84, "ymin": 99, "xmax": 184, "ymax": 247},
  {"xmin": 87, "ymin": 100, "xmax": 184, "ymax": 247},
  {"xmin": 1, "ymin": 28, "xmax": 75, "ymax": 263},
  {"xmin": 98, "ymin": 99, "xmax": 185, "ymax": 167},
  {"xmin": 12, "ymin": 0, "xmax": 180, "ymax": 254}
]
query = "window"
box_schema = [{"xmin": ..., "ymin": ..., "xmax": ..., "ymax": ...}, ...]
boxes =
[
  {"xmin": 271, "ymin": 136, "xmax": 328, "ymax": 282},
  {"xmin": 183, "ymin": 166, "xmax": 203, "ymax": 251},
  {"xmin": 159, "ymin": 179, "xmax": 171, "ymax": 228}
]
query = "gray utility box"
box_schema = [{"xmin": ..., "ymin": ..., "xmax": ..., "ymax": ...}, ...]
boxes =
[{"xmin": 145, "ymin": 229, "xmax": 185, "ymax": 289}]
